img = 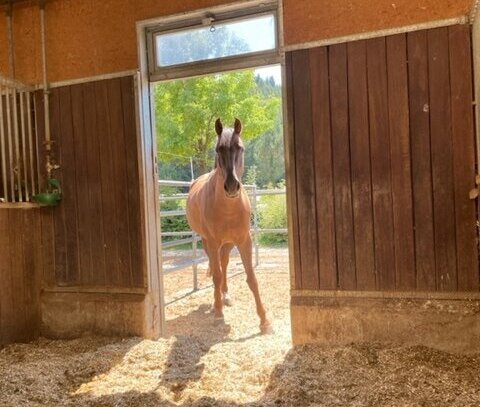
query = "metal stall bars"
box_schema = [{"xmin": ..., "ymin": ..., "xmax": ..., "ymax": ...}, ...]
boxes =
[{"xmin": 0, "ymin": 75, "xmax": 39, "ymax": 204}]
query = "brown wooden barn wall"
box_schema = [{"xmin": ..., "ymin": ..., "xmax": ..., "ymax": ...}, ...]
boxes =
[
  {"xmin": 36, "ymin": 76, "xmax": 145, "ymax": 288},
  {"xmin": 286, "ymin": 24, "xmax": 479, "ymax": 292},
  {"xmin": 0, "ymin": 209, "xmax": 42, "ymax": 344}
]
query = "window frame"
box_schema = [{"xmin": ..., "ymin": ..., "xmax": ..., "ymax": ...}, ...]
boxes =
[{"xmin": 145, "ymin": 3, "xmax": 280, "ymax": 82}]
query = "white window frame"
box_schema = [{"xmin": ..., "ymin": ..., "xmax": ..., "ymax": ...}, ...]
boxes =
[{"xmin": 145, "ymin": 1, "xmax": 281, "ymax": 82}]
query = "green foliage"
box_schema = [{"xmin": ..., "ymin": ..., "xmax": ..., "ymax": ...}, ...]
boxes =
[
  {"xmin": 155, "ymin": 71, "xmax": 280, "ymax": 175},
  {"xmin": 257, "ymin": 182, "xmax": 287, "ymax": 246}
]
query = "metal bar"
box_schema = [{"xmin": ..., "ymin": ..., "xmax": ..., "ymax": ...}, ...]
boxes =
[
  {"xmin": 158, "ymin": 179, "xmax": 192, "ymax": 187},
  {"xmin": 159, "ymin": 193, "xmax": 189, "ymax": 201},
  {"xmin": 160, "ymin": 209, "xmax": 186, "ymax": 217},
  {"xmin": 40, "ymin": 1, "xmax": 52, "ymax": 180},
  {"xmin": 161, "ymin": 231, "xmax": 194, "ymax": 237},
  {"xmin": 254, "ymin": 228, "xmax": 288, "ymax": 234},
  {"xmin": 190, "ymin": 157, "xmax": 194, "ymax": 181},
  {"xmin": 0, "ymin": 75, "xmax": 32, "ymax": 91},
  {"xmin": 26, "ymin": 92, "xmax": 36, "ymax": 195},
  {"xmin": 163, "ymin": 257, "xmax": 208, "ymax": 274},
  {"xmin": 162, "ymin": 237, "xmax": 196, "ymax": 249},
  {"xmin": 12, "ymin": 88, "xmax": 23, "ymax": 201},
  {"xmin": 5, "ymin": 87, "xmax": 15, "ymax": 200},
  {"xmin": 0, "ymin": 85, "xmax": 8, "ymax": 201},
  {"xmin": 192, "ymin": 232, "xmax": 198, "ymax": 291},
  {"xmin": 19, "ymin": 91, "xmax": 29, "ymax": 200}
]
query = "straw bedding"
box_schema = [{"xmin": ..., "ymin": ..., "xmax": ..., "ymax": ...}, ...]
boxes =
[{"xmin": 1, "ymin": 250, "xmax": 480, "ymax": 406}]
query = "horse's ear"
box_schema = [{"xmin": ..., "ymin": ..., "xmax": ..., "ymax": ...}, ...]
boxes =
[
  {"xmin": 215, "ymin": 118, "xmax": 223, "ymax": 137},
  {"xmin": 234, "ymin": 118, "xmax": 242, "ymax": 134}
]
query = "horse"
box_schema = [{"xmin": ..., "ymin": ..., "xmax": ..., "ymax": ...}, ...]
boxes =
[{"xmin": 186, "ymin": 118, "xmax": 272, "ymax": 334}]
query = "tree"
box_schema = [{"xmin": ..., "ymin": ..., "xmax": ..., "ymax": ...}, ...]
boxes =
[{"xmin": 155, "ymin": 71, "xmax": 280, "ymax": 175}]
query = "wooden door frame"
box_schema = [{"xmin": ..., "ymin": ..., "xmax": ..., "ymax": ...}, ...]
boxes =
[{"xmin": 136, "ymin": 0, "xmax": 286, "ymax": 338}]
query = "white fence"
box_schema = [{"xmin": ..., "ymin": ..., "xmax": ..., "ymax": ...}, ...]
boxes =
[{"xmin": 159, "ymin": 179, "xmax": 287, "ymax": 293}]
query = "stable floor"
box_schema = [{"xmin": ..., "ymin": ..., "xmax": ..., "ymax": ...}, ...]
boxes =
[{"xmin": 1, "ymin": 253, "xmax": 480, "ymax": 406}]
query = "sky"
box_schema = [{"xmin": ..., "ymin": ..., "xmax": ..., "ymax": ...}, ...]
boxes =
[{"xmin": 254, "ymin": 65, "xmax": 282, "ymax": 85}]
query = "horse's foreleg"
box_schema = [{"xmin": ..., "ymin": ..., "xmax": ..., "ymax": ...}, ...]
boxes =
[
  {"xmin": 237, "ymin": 235, "xmax": 272, "ymax": 334},
  {"xmin": 208, "ymin": 242, "xmax": 224, "ymax": 324},
  {"xmin": 220, "ymin": 243, "xmax": 234, "ymax": 306}
]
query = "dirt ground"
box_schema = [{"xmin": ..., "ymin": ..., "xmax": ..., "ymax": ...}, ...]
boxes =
[{"xmin": 1, "ymin": 249, "xmax": 480, "ymax": 406}]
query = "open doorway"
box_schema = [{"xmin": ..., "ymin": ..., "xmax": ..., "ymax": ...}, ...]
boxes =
[{"xmin": 139, "ymin": 0, "xmax": 291, "ymax": 346}]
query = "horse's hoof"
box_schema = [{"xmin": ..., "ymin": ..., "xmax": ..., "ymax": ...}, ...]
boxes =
[
  {"xmin": 260, "ymin": 322, "xmax": 274, "ymax": 335},
  {"xmin": 222, "ymin": 293, "xmax": 233, "ymax": 306},
  {"xmin": 214, "ymin": 317, "xmax": 225, "ymax": 326}
]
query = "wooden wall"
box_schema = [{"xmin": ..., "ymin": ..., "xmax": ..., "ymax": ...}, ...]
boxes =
[
  {"xmin": 36, "ymin": 76, "xmax": 145, "ymax": 288},
  {"xmin": 0, "ymin": 209, "xmax": 41, "ymax": 344},
  {"xmin": 286, "ymin": 24, "xmax": 479, "ymax": 292},
  {"xmin": 0, "ymin": 0, "xmax": 473, "ymax": 84}
]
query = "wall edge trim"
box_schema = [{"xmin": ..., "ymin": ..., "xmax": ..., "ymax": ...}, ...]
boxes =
[
  {"xmin": 291, "ymin": 289, "xmax": 480, "ymax": 301},
  {"xmin": 282, "ymin": 16, "xmax": 468, "ymax": 52}
]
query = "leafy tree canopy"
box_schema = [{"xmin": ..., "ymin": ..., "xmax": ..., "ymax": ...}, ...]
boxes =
[{"xmin": 155, "ymin": 71, "xmax": 280, "ymax": 174}]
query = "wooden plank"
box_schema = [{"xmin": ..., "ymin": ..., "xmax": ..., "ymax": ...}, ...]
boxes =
[
  {"xmin": 284, "ymin": 52, "xmax": 303, "ymax": 290},
  {"xmin": 107, "ymin": 78, "xmax": 132, "ymax": 287},
  {"xmin": 449, "ymin": 24, "xmax": 479, "ymax": 291},
  {"xmin": 386, "ymin": 34, "xmax": 416, "ymax": 290},
  {"xmin": 309, "ymin": 47, "xmax": 337, "ymax": 290},
  {"xmin": 82, "ymin": 81, "xmax": 107, "ymax": 286},
  {"xmin": 366, "ymin": 36, "xmax": 396, "ymax": 290},
  {"xmin": 70, "ymin": 83, "xmax": 92, "ymax": 285},
  {"xmin": 22, "ymin": 210, "xmax": 38, "ymax": 336},
  {"xmin": 94, "ymin": 80, "xmax": 117, "ymax": 286},
  {"xmin": 48, "ymin": 88, "xmax": 68, "ymax": 284},
  {"xmin": 291, "ymin": 49, "xmax": 320, "ymax": 290},
  {"xmin": 0, "ymin": 211, "xmax": 13, "ymax": 343},
  {"xmin": 9, "ymin": 210, "xmax": 26, "ymax": 340},
  {"xmin": 407, "ymin": 30, "xmax": 436, "ymax": 291},
  {"xmin": 120, "ymin": 76, "xmax": 144, "ymax": 287},
  {"xmin": 39, "ymin": 208, "xmax": 55, "ymax": 288},
  {"xmin": 346, "ymin": 40, "xmax": 375, "ymax": 290},
  {"xmin": 329, "ymin": 43, "xmax": 356, "ymax": 290},
  {"xmin": 428, "ymin": 27, "xmax": 457, "ymax": 291}
]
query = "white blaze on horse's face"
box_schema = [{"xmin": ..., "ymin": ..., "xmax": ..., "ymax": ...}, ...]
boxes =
[{"xmin": 215, "ymin": 118, "xmax": 245, "ymax": 198}]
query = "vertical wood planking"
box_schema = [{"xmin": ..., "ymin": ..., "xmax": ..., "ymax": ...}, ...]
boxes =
[
  {"xmin": 367, "ymin": 37, "xmax": 396, "ymax": 290},
  {"xmin": 347, "ymin": 40, "xmax": 376, "ymax": 290},
  {"xmin": 48, "ymin": 89, "xmax": 69, "ymax": 284},
  {"xmin": 329, "ymin": 43, "xmax": 356, "ymax": 290},
  {"xmin": 407, "ymin": 30, "xmax": 436, "ymax": 291},
  {"xmin": 107, "ymin": 79, "xmax": 132, "ymax": 287},
  {"xmin": 291, "ymin": 49, "xmax": 320, "ymax": 290},
  {"xmin": 82, "ymin": 82, "xmax": 107, "ymax": 286},
  {"xmin": 94, "ymin": 80, "xmax": 118, "ymax": 286},
  {"xmin": 70, "ymin": 84, "xmax": 92, "ymax": 285},
  {"xmin": 386, "ymin": 34, "xmax": 416, "ymax": 290},
  {"xmin": 0, "ymin": 211, "xmax": 14, "ymax": 342},
  {"xmin": 120, "ymin": 76, "xmax": 144, "ymax": 287},
  {"xmin": 449, "ymin": 24, "xmax": 479, "ymax": 291},
  {"xmin": 285, "ymin": 52, "xmax": 303, "ymax": 290},
  {"xmin": 428, "ymin": 27, "xmax": 457, "ymax": 291},
  {"xmin": 309, "ymin": 47, "xmax": 337, "ymax": 289}
]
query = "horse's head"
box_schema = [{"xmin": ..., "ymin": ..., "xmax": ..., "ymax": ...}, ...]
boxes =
[{"xmin": 214, "ymin": 117, "xmax": 244, "ymax": 198}]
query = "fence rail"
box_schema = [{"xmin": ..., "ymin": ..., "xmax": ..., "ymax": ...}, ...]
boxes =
[{"xmin": 159, "ymin": 179, "xmax": 286, "ymax": 294}]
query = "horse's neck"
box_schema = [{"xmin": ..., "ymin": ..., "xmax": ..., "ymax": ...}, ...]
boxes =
[{"xmin": 207, "ymin": 169, "xmax": 244, "ymax": 206}]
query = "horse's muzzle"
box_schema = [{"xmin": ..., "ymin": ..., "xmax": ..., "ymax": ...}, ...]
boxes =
[{"xmin": 224, "ymin": 180, "xmax": 240, "ymax": 198}]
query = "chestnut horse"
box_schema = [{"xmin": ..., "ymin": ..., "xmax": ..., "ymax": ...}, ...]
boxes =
[{"xmin": 186, "ymin": 118, "xmax": 272, "ymax": 334}]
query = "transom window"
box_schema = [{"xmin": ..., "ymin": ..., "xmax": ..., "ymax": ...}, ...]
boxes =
[{"xmin": 146, "ymin": 2, "xmax": 279, "ymax": 81}]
